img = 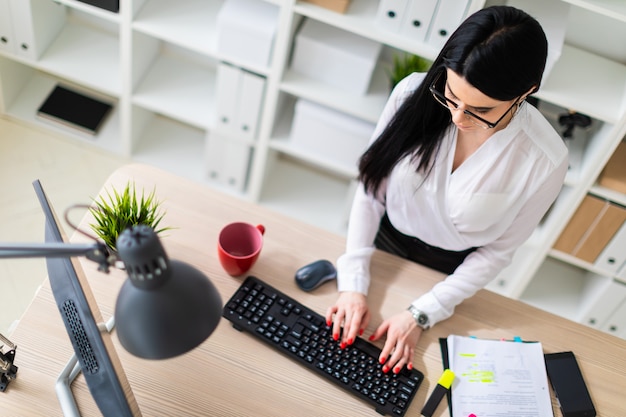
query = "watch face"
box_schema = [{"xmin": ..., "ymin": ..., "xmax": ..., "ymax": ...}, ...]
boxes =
[{"xmin": 417, "ymin": 314, "xmax": 428, "ymax": 326}]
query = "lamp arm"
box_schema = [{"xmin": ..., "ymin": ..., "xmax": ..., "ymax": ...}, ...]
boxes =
[{"xmin": 0, "ymin": 241, "xmax": 114, "ymax": 273}]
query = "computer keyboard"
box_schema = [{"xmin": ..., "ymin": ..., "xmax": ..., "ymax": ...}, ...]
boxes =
[{"xmin": 222, "ymin": 276, "xmax": 424, "ymax": 416}]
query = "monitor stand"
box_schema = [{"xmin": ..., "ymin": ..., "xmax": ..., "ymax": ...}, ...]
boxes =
[{"xmin": 56, "ymin": 316, "xmax": 115, "ymax": 417}]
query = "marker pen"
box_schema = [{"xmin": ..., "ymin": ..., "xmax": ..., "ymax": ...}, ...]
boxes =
[{"xmin": 421, "ymin": 369, "xmax": 455, "ymax": 417}]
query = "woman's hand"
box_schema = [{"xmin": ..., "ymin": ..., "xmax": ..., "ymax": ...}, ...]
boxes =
[
  {"xmin": 325, "ymin": 291, "xmax": 370, "ymax": 348},
  {"xmin": 369, "ymin": 310, "xmax": 422, "ymax": 373}
]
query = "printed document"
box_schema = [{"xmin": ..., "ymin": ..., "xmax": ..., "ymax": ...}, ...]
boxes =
[{"xmin": 447, "ymin": 335, "xmax": 553, "ymax": 417}]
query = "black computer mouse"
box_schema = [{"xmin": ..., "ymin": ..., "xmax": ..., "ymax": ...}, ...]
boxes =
[{"xmin": 295, "ymin": 259, "xmax": 337, "ymax": 292}]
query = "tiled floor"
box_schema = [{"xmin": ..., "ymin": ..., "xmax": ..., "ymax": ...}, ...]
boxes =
[{"xmin": 0, "ymin": 117, "xmax": 128, "ymax": 335}]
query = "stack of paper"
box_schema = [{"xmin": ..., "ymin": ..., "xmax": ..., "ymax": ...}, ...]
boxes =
[{"xmin": 444, "ymin": 335, "xmax": 553, "ymax": 417}]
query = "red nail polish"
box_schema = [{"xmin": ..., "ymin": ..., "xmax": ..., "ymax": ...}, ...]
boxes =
[
  {"xmin": 407, "ymin": 363, "xmax": 413, "ymax": 370},
  {"xmin": 347, "ymin": 338, "xmax": 353, "ymax": 345},
  {"xmin": 326, "ymin": 319, "xmax": 331, "ymax": 327},
  {"xmin": 359, "ymin": 329, "xmax": 364, "ymax": 336},
  {"xmin": 379, "ymin": 357, "xmax": 386, "ymax": 365},
  {"xmin": 382, "ymin": 366, "xmax": 389, "ymax": 373},
  {"xmin": 333, "ymin": 333, "xmax": 339, "ymax": 341},
  {"xmin": 368, "ymin": 335, "xmax": 375, "ymax": 341},
  {"xmin": 340, "ymin": 342, "xmax": 346, "ymax": 349},
  {"xmin": 393, "ymin": 367, "xmax": 400, "ymax": 374}
]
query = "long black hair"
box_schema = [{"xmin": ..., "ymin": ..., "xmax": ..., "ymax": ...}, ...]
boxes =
[{"xmin": 358, "ymin": 5, "xmax": 548, "ymax": 195}]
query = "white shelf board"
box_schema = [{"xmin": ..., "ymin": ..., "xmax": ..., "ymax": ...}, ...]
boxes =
[
  {"xmin": 281, "ymin": 63, "xmax": 389, "ymax": 124},
  {"xmin": 132, "ymin": 0, "xmax": 222, "ymax": 56},
  {"xmin": 38, "ymin": 22, "xmax": 121, "ymax": 96},
  {"xmin": 520, "ymin": 257, "xmax": 588, "ymax": 321},
  {"xmin": 55, "ymin": 0, "xmax": 121, "ymax": 23},
  {"xmin": 132, "ymin": 52, "xmax": 216, "ymax": 130},
  {"xmin": 294, "ymin": 0, "xmax": 441, "ymax": 60},
  {"xmin": 537, "ymin": 44, "xmax": 626, "ymax": 124},
  {"xmin": 590, "ymin": 184, "xmax": 626, "ymax": 206},
  {"xmin": 260, "ymin": 156, "xmax": 350, "ymax": 235},
  {"xmin": 131, "ymin": 114, "xmax": 206, "ymax": 183},
  {"xmin": 562, "ymin": 0, "xmax": 626, "ymax": 23},
  {"xmin": 4, "ymin": 73, "xmax": 122, "ymax": 154}
]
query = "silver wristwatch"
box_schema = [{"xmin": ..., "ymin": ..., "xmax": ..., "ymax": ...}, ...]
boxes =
[{"xmin": 407, "ymin": 305, "xmax": 430, "ymax": 330}]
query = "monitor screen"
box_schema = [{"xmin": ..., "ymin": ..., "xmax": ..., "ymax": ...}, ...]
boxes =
[{"xmin": 32, "ymin": 180, "xmax": 139, "ymax": 416}]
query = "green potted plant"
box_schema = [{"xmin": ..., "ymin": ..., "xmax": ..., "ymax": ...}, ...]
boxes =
[
  {"xmin": 89, "ymin": 181, "xmax": 170, "ymax": 252},
  {"xmin": 388, "ymin": 53, "xmax": 433, "ymax": 90}
]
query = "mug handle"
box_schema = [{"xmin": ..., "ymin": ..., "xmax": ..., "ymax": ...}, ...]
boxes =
[{"xmin": 256, "ymin": 225, "xmax": 265, "ymax": 235}]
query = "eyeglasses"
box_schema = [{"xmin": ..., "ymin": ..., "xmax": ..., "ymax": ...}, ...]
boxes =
[{"xmin": 429, "ymin": 72, "xmax": 520, "ymax": 129}]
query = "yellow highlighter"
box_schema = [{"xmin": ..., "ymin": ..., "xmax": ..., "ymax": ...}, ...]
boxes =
[{"xmin": 421, "ymin": 369, "xmax": 455, "ymax": 417}]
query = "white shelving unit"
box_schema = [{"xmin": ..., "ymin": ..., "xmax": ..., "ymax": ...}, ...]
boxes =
[{"xmin": 1, "ymin": 0, "xmax": 625, "ymax": 337}]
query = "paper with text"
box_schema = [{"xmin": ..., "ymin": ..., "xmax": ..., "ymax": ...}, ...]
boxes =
[{"xmin": 448, "ymin": 335, "xmax": 553, "ymax": 417}]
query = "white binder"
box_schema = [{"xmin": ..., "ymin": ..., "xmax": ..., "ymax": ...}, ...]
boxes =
[
  {"xmin": 206, "ymin": 132, "xmax": 227, "ymax": 184},
  {"xmin": 594, "ymin": 222, "xmax": 626, "ymax": 275},
  {"xmin": 427, "ymin": 0, "xmax": 469, "ymax": 49},
  {"xmin": 600, "ymin": 298, "xmax": 626, "ymax": 338},
  {"xmin": 400, "ymin": 0, "xmax": 438, "ymax": 41},
  {"xmin": 215, "ymin": 63, "xmax": 242, "ymax": 134},
  {"xmin": 577, "ymin": 276, "xmax": 626, "ymax": 329},
  {"xmin": 10, "ymin": 0, "xmax": 65, "ymax": 60},
  {"xmin": 223, "ymin": 140, "xmax": 251, "ymax": 192},
  {"xmin": 235, "ymin": 70, "xmax": 265, "ymax": 141},
  {"xmin": 0, "ymin": 0, "xmax": 15, "ymax": 54},
  {"xmin": 206, "ymin": 133, "xmax": 251, "ymax": 192},
  {"xmin": 375, "ymin": 0, "xmax": 408, "ymax": 33}
]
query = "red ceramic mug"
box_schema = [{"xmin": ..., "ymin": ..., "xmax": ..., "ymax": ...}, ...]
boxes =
[{"xmin": 218, "ymin": 222, "xmax": 265, "ymax": 276}]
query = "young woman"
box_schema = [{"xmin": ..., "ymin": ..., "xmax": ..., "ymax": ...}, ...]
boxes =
[{"xmin": 325, "ymin": 6, "xmax": 568, "ymax": 375}]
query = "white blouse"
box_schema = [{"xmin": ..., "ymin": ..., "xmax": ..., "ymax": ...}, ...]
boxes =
[{"xmin": 337, "ymin": 73, "xmax": 569, "ymax": 326}]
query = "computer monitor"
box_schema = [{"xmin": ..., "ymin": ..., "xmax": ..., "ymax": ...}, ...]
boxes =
[{"xmin": 33, "ymin": 180, "xmax": 140, "ymax": 416}]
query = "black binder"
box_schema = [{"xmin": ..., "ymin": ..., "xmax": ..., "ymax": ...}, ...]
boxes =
[
  {"xmin": 76, "ymin": 0, "xmax": 119, "ymax": 13},
  {"xmin": 439, "ymin": 338, "xmax": 454, "ymax": 416},
  {"xmin": 37, "ymin": 85, "xmax": 113, "ymax": 136}
]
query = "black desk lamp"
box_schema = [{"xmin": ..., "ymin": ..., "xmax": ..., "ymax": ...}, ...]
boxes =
[{"xmin": 0, "ymin": 180, "xmax": 223, "ymax": 416}]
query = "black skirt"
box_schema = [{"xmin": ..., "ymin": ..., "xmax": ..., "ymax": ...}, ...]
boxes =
[{"xmin": 374, "ymin": 213, "xmax": 477, "ymax": 275}]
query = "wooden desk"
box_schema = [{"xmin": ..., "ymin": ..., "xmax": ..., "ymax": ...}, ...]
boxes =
[{"xmin": 4, "ymin": 164, "xmax": 626, "ymax": 416}]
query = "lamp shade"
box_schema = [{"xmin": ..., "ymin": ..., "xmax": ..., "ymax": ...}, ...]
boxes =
[{"xmin": 114, "ymin": 226, "xmax": 222, "ymax": 359}]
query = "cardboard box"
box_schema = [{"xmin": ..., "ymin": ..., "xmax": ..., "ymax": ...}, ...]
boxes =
[
  {"xmin": 291, "ymin": 19, "xmax": 382, "ymax": 95},
  {"xmin": 300, "ymin": 0, "xmax": 351, "ymax": 14},
  {"xmin": 553, "ymin": 195, "xmax": 605, "ymax": 254},
  {"xmin": 575, "ymin": 203, "xmax": 626, "ymax": 263},
  {"xmin": 554, "ymin": 194, "xmax": 626, "ymax": 263},
  {"xmin": 598, "ymin": 141, "xmax": 626, "ymax": 194},
  {"xmin": 290, "ymin": 99, "xmax": 375, "ymax": 168},
  {"xmin": 216, "ymin": 0, "xmax": 280, "ymax": 68}
]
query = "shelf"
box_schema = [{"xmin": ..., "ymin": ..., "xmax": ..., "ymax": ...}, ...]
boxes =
[
  {"xmin": 2, "ymin": 72, "xmax": 122, "ymax": 154},
  {"xmin": 537, "ymin": 44, "xmax": 626, "ymax": 124},
  {"xmin": 54, "ymin": 0, "xmax": 121, "ymax": 23},
  {"xmin": 562, "ymin": 0, "xmax": 626, "ymax": 23},
  {"xmin": 520, "ymin": 257, "xmax": 590, "ymax": 321},
  {"xmin": 132, "ymin": 0, "xmax": 222, "ymax": 56},
  {"xmin": 281, "ymin": 63, "xmax": 389, "ymax": 124},
  {"xmin": 259, "ymin": 155, "xmax": 351, "ymax": 235},
  {"xmin": 132, "ymin": 47, "xmax": 217, "ymax": 130},
  {"xmin": 131, "ymin": 113, "xmax": 206, "ymax": 183},
  {"xmin": 269, "ymin": 98, "xmax": 360, "ymax": 179},
  {"xmin": 37, "ymin": 21, "xmax": 120, "ymax": 96},
  {"xmin": 294, "ymin": 0, "xmax": 441, "ymax": 60},
  {"xmin": 590, "ymin": 184, "xmax": 626, "ymax": 206}
]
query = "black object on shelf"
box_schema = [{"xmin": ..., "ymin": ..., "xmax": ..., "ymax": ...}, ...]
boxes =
[
  {"xmin": 37, "ymin": 85, "xmax": 113, "ymax": 136},
  {"xmin": 76, "ymin": 0, "xmax": 119, "ymax": 13}
]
